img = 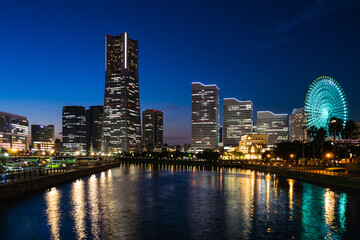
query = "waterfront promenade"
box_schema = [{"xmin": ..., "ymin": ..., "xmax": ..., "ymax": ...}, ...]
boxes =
[{"xmin": 0, "ymin": 161, "xmax": 119, "ymax": 201}]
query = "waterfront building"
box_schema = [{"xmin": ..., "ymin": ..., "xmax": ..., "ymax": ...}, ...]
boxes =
[
  {"xmin": 62, "ymin": 106, "xmax": 86, "ymax": 152},
  {"xmin": 31, "ymin": 125, "xmax": 54, "ymax": 152},
  {"xmin": 191, "ymin": 82, "xmax": 220, "ymax": 152},
  {"xmin": 102, "ymin": 33, "xmax": 141, "ymax": 152},
  {"xmin": 257, "ymin": 111, "xmax": 288, "ymax": 147},
  {"xmin": 223, "ymin": 98, "xmax": 253, "ymax": 147},
  {"xmin": 142, "ymin": 109, "xmax": 163, "ymax": 150},
  {"xmin": 0, "ymin": 111, "xmax": 29, "ymax": 150},
  {"xmin": 289, "ymin": 107, "xmax": 307, "ymax": 142},
  {"xmin": 238, "ymin": 134, "xmax": 268, "ymax": 159},
  {"xmin": 86, "ymin": 106, "xmax": 104, "ymax": 153}
]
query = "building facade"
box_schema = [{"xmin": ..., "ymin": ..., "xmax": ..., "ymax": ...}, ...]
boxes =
[
  {"xmin": 191, "ymin": 82, "xmax": 220, "ymax": 152},
  {"xmin": 102, "ymin": 33, "xmax": 141, "ymax": 152},
  {"xmin": 86, "ymin": 106, "xmax": 104, "ymax": 153},
  {"xmin": 0, "ymin": 111, "xmax": 29, "ymax": 150},
  {"xmin": 31, "ymin": 125, "xmax": 54, "ymax": 152},
  {"xmin": 238, "ymin": 134, "xmax": 268, "ymax": 159},
  {"xmin": 142, "ymin": 109, "xmax": 163, "ymax": 149},
  {"xmin": 257, "ymin": 111, "xmax": 288, "ymax": 146},
  {"xmin": 62, "ymin": 106, "xmax": 86, "ymax": 152},
  {"xmin": 289, "ymin": 107, "xmax": 307, "ymax": 142},
  {"xmin": 223, "ymin": 98, "xmax": 253, "ymax": 147}
]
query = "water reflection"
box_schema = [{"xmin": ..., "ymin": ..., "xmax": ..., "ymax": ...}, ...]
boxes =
[
  {"xmin": 1, "ymin": 163, "xmax": 357, "ymax": 240},
  {"xmin": 45, "ymin": 187, "xmax": 61, "ymax": 240},
  {"xmin": 71, "ymin": 179, "xmax": 86, "ymax": 239},
  {"xmin": 88, "ymin": 175, "xmax": 100, "ymax": 240}
]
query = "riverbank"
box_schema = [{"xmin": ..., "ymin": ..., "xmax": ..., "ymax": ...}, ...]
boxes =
[
  {"xmin": 0, "ymin": 162, "xmax": 119, "ymax": 201},
  {"xmin": 120, "ymin": 158, "xmax": 360, "ymax": 191}
]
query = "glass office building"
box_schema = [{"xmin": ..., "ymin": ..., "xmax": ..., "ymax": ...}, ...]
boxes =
[
  {"xmin": 191, "ymin": 82, "xmax": 220, "ymax": 152},
  {"xmin": 102, "ymin": 33, "xmax": 141, "ymax": 152},
  {"xmin": 223, "ymin": 98, "xmax": 253, "ymax": 147}
]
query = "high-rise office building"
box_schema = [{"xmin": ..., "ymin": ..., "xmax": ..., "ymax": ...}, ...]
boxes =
[
  {"xmin": 223, "ymin": 98, "xmax": 253, "ymax": 147},
  {"xmin": 257, "ymin": 111, "xmax": 288, "ymax": 146},
  {"xmin": 62, "ymin": 106, "xmax": 86, "ymax": 152},
  {"xmin": 31, "ymin": 125, "xmax": 54, "ymax": 152},
  {"xmin": 289, "ymin": 107, "xmax": 307, "ymax": 142},
  {"xmin": 0, "ymin": 111, "xmax": 29, "ymax": 150},
  {"xmin": 102, "ymin": 33, "xmax": 141, "ymax": 152},
  {"xmin": 142, "ymin": 109, "xmax": 163, "ymax": 149},
  {"xmin": 191, "ymin": 82, "xmax": 220, "ymax": 152},
  {"xmin": 86, "ymin": 106, "xmax": 104, "ymax": 153}
]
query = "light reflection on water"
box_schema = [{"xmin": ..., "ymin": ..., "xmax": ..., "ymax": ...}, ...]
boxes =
[
  {"xmin": 0, "ymin": 163, "xmax": 359, "ymax": 240},
  {"xmin": 45, "ymin": 187, "xmax": 61, "ymax": 240},
  {"xmin": 72, "ymin": 179, "xmax": 86, "ymax": 239}
]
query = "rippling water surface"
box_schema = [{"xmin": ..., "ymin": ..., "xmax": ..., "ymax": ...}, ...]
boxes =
[{"xmin": 1, "ymin": 163, "xmax": 360, "ymax": 239}]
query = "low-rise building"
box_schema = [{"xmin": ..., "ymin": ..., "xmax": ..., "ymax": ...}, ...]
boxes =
[{"xmin": 239, "ymin": 134, "xmax": 268, "ymax": 159}]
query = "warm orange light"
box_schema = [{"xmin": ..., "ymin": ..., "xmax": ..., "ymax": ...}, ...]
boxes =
[
  {"xmin": 267, "ymin": 154, "xmax": 271, "ymax": 158},
  {"xmin": 290, "ymin": 154, "xmax": 294, "ymax": 158}
]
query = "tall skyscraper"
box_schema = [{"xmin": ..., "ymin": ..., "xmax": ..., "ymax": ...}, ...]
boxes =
[
  {"xmin": 86, "ymin": 106, "xmax": 104, "ymax": 153},
  {"xmin": 257, "ymin": 111, "xmax": 288, "ymax": 146},
  {"xmin": 142, "ymin": 109, "xmax": 163, "ymax": 149},
  {"xmin": 191, "ymin": 82, "xmax": 220, "ymax": 152},
  {"xmin": 31, "ymin": 125, "xmax": 54, "ymax": 152},
  {"xmin": 0, "ymin": 111, "xmax": 29, "ymax": 150},
  {"xmin": 62, "ymin": 106, "xmax": 86, "ymax": 152},
  {"xmin": 102, "ymin": 33, "xmax": 141, "ymax": 152},
  {"xmin": 223, "ymin": 98, "xmax": 253, "ymax": 147},
  {"xmin": 289, "ymin": 107, "xmax": 307, "ymax": 142}
]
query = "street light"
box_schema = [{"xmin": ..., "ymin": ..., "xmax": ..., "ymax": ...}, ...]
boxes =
[{"xmin": 326, "ymin": 153, "xmax": 331, "ymax": 162}]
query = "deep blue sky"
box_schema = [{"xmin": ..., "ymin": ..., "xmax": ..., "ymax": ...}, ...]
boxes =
[{"xmin": 1, "ymin": 0, "xmax": 360, "ymax": 145}]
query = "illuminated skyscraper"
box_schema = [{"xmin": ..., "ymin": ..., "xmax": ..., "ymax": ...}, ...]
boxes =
[
  {"xmin": 223, "ymin": 98, "xmax": 253, "ymax": 147},
  {"xmin": 0, "ymin": 111, "xmax": 29, "ymax": 150},
  {"xmin": 86, "ymin": 106, "xmax": 104, "ymax": 153},
  {"xmin": 142, "ymin": 109, "xmax": 163, "ymax": 149},
  {"xmin": 289, "ymin": 108, "xmax": 307, "ymax": 142},
  {"xmin": 62, "ymin": 106, "xmax": 86, "ymax": 152},
  {"xmin": 31, "ymin": 124, "xmax": 54, "ymax": 152},
  {"xmin": 257, "ymin": 111, "xmax": 288, "ymax": 146},
  {"xmin": 191, "ymin": 82, "xmax": 220, "ymax": 152},
  {"xmin": 102, "ymin": 33, "xmax": 141, "ymax": 152}
]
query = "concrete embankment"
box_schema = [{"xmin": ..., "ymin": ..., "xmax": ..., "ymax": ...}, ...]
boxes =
[
  {"xmin": 237, "ymin": 164, "xmax": 360, "ymax": 190},
  {"xmin": 121, "ymin": 158, "xmax": 360, "ymax": 190},
  {"xmin": 0, "ymin": 162, "xmax": 119, "ymax": 201}
]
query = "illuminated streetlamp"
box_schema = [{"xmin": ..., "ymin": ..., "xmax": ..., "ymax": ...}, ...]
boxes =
[{"xmin": 326, "ymin": 153, "xmax": 331, "ymax": 162}]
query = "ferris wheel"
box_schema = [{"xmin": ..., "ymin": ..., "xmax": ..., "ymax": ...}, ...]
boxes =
[{"xmin": 304, "ymin": 76, "xmax": 348, "ymax": 132}]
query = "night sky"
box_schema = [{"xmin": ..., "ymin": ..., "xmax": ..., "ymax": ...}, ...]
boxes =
[{"xmin": 1, "ymin": 0, "xmax": 360, "ymax": 145}]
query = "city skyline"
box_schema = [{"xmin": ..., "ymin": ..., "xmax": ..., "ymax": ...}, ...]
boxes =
[{"xmin": 1, "ymin": 0, "xmax": 360, "ymax": 145}]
